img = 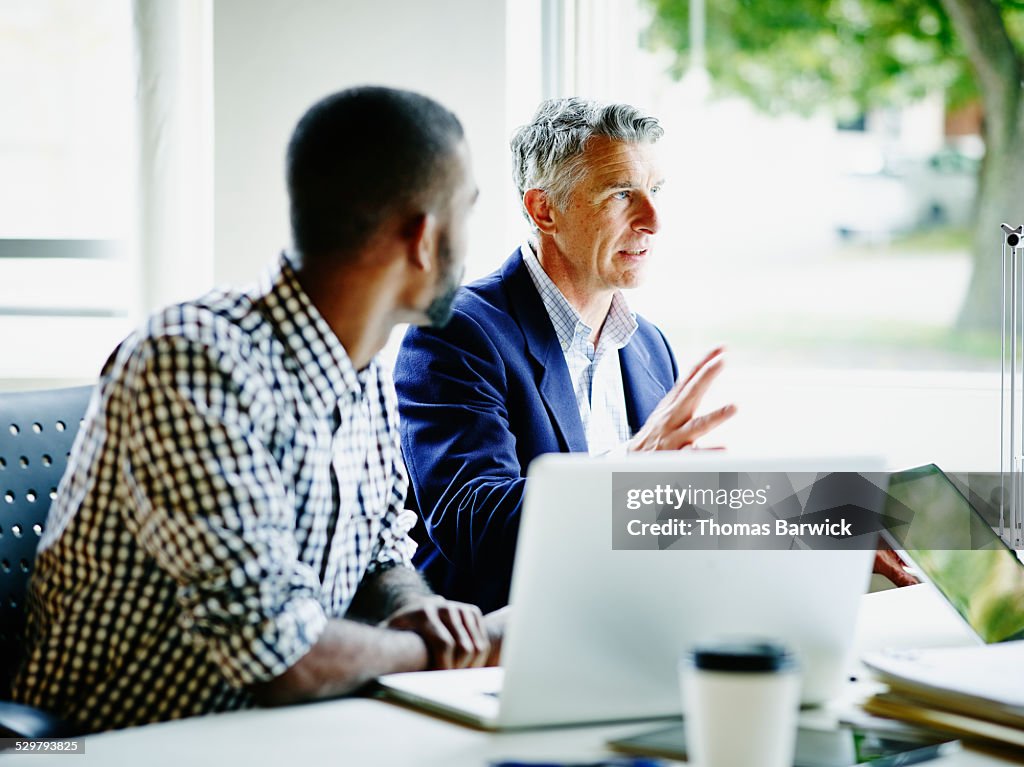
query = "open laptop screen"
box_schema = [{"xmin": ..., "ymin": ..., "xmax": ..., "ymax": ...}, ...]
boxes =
[{"xmin": 884, "ymin": 464, "xmax": 1024, "ymax": 643}]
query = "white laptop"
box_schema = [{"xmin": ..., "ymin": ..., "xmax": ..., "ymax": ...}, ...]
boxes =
[{"xmin": 378, "ymin": 452, "xmax": 884, "ymax": 729}]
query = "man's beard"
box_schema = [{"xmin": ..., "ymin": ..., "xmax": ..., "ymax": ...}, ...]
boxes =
[{"xmin": 425, "ymin": 234, "xmax": 463, "ymax": 328}]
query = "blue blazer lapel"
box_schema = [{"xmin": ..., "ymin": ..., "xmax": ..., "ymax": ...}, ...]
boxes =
[
  {"xmin": 501, "ymin": 250, "xmax": 588, "ymax": 453},
  {"xmin": 620, "ymin": 340, "xmax": 672, "ymax": 436}
]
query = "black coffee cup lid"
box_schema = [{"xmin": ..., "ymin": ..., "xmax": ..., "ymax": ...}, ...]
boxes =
[{"xmin": 688, "ymin": 640, "xmax": 797, "ymax": 672}]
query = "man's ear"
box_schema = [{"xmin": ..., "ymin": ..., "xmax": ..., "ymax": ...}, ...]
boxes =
[
  {"xmin": 523, "ymin": 189, "xmax": 557, "ymax": 235},
  {"xmin": 406, "ymin": 212, "xmax": 439, "ymax": 272}
]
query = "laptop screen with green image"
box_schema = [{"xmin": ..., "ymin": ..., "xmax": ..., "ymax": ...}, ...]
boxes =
[{"xmin": 884, "ymin": 464, "xmax": 1024, "ymax": 643}]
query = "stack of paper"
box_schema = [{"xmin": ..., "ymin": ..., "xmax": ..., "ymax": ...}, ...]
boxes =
[{"xmin": 862, "ymin": 642, "xmax": 1024, "ymax": 751}]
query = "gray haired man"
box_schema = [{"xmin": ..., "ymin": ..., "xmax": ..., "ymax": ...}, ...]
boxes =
[{"xmin": 394, "ymin": 98, "xmax": 736, "ymax": 611}]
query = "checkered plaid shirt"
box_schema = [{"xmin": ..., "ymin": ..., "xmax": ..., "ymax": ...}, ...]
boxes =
[
  {"xmin": 522, "ymin": 243, "xmax": 638, "ymax": 454},
  {"xmin": 13, "ymin": 251, "xmax": 416, "ymax": 732}
]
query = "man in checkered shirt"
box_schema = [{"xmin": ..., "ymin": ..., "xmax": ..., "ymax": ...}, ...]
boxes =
[{"xmin": 13, "ymin": 87, "xmax": 497, "ymax": 733}]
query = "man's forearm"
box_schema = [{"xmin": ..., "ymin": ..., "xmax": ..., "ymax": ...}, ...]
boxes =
[
  {"xmin": 249, "ymin": 617, "xmax": 427, "ymax": 706},
  {"xmin": 345, "ymin": 564, "xmax": 434, "ymax": 623}
]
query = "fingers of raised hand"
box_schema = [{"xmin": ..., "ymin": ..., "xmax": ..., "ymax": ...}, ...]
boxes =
[
  {"xmin": 679, "ymin": 346, "xmax": 726, "ymax": 389},
  {"xmin": 662, "ymin": 352, "xmax": 726, "ymax": 426},
  {"xmin": 676, "ymin": 355, "xmax": 726, "ymax": 412},
  {"xmin": 662, "ymin": 403, "xmax": 738, "ymax": 451},
  {"xmin": 657, "ymin": 364, "xmax": 732, "ymax": 437}
]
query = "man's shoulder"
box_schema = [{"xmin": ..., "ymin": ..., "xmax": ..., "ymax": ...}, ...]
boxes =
[
  {"xmin": 131, "ymin": 286, "xmax": 276, "ymax": 356},
  {"xmin": 412, "ymin": 253, "xmax": 523, "ymax": 337},
  {"xmin": 396, "ymin": 253, "xmax": 530, "ymax": 380},
  {"xmin": 632, "ymin": 313, "xmax": 675, "ymax": 361},
  {"xmin": 632, "ymin": 312, "xmax": 669, "ymax": 345},
  {"xmin": 449, "ymin": 278, "xmax": 511, "ymax": 329},
  {"xmin": 107, "ymin": 287, "xmax": 271, "ymax": 382},
  {"xmin": 625, "ymin": 312, "xmax": 676, "ymax": 381},
  {"xmin": 456, "ymin": 252, "xmax": 519, "ymax": 314}
]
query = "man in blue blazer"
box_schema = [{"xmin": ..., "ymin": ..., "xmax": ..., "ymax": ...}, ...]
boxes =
[{"xmin": 395, "ymin": 98, "xmax": 737, "ymax": 612}]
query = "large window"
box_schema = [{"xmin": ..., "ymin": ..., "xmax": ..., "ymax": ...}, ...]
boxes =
[
  {"xmin": 543, "ymin": 0, "xmax": 987, "ymax": 371},
  {"xmin": 0, "ymin": 0, "xmax": 136, "ymax": 387},
  {"xmin": 537, "ymin": 0, "xmax": 1001, "ymax": 472}
]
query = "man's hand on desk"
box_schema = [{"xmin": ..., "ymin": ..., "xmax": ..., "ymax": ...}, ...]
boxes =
[
  {"xmin": 383, "ymin": 596, "xmax": 491, "ymax": 669},
  {"xmin": 628, "ymin": 347, "xmax": 737, "ymax": 452},
  {"xmin": 249, "ymin": 597, "xmax": 504, "ymax": 707},
  {"xmin": 483, "ymin": 605, "xmax": 509, "ymax": 666},
  {"xmin": 873, "ymin": 543, "xmax": 919, "ymax": 588}
]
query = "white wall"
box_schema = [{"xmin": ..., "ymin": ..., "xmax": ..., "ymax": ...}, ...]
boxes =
[
  {"xmin": 213, "ymin": 0, "xmax": 514, "ymax": 288},
  {"xmin": 135, "ymin": 0, "xmax": 215, "ymax": 312}
]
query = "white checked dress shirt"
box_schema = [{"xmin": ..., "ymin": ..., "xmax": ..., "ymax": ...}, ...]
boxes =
[
  {"xmin": 522, "ymin": 243, "xmax": 639, "ymax": 454},
  {"xmin": 14, "ymin": 251, "xmax": 416, "ymax": 732}
]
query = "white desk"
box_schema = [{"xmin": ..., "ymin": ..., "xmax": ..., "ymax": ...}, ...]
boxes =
[
  {"xmin": 3, "ymin": 695, "xmax": 1019, "ymax": 767},
  {"xmin": 3, "ymin": 586, "xmax": 1019, "ymax": 767}
]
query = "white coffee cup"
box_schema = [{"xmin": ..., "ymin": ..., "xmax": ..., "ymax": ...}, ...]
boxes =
[{"xmin": 681, "ymin": 640, "xmax": 801, "ymax": 767}]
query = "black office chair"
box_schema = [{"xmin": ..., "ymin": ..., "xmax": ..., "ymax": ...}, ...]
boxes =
[{"xmin": 0, "ymin": 385, "xmax": 92, "ymax": 738}]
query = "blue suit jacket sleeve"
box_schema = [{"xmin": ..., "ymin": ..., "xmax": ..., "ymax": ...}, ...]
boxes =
[
  {"xmin": 396, "ymin": 306, "xmax": 526, "ymax": 584},
  {"xmin": 395, "ymin": 250, "xmax": 679, "ymax": 610}
]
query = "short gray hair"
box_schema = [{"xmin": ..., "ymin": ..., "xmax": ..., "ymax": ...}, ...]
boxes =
[{"xmin": 510, "ymin": 97, "xmax": 664, "ymax": 224}]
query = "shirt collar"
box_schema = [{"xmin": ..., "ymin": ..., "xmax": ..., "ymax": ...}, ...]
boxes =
[
  {"xmin": 255, "ymin": 251, "xmax": 367, "ymax": 416},
  {"xmin": 603, "ymin": 291, "xmax": 639, "ymax": 351},
  {"xmin": 521, "ymin": 240, "xmax": 638, "ymax": 353}
]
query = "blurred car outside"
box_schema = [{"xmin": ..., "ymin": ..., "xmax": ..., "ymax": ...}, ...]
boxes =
[{"xmin": 833, "ymin": 142, "xmax": 981, "ymax": 241}]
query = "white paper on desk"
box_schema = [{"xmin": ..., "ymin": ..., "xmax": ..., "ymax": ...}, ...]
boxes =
[{"xmin": 863, "ymin": 641, "xmax": 1024, "ymax": 718}]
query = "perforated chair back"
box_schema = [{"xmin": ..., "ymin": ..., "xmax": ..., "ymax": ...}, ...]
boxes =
[{"xmin": 0, "ymin": 386, "xmax": 92, "ymax": 695}]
